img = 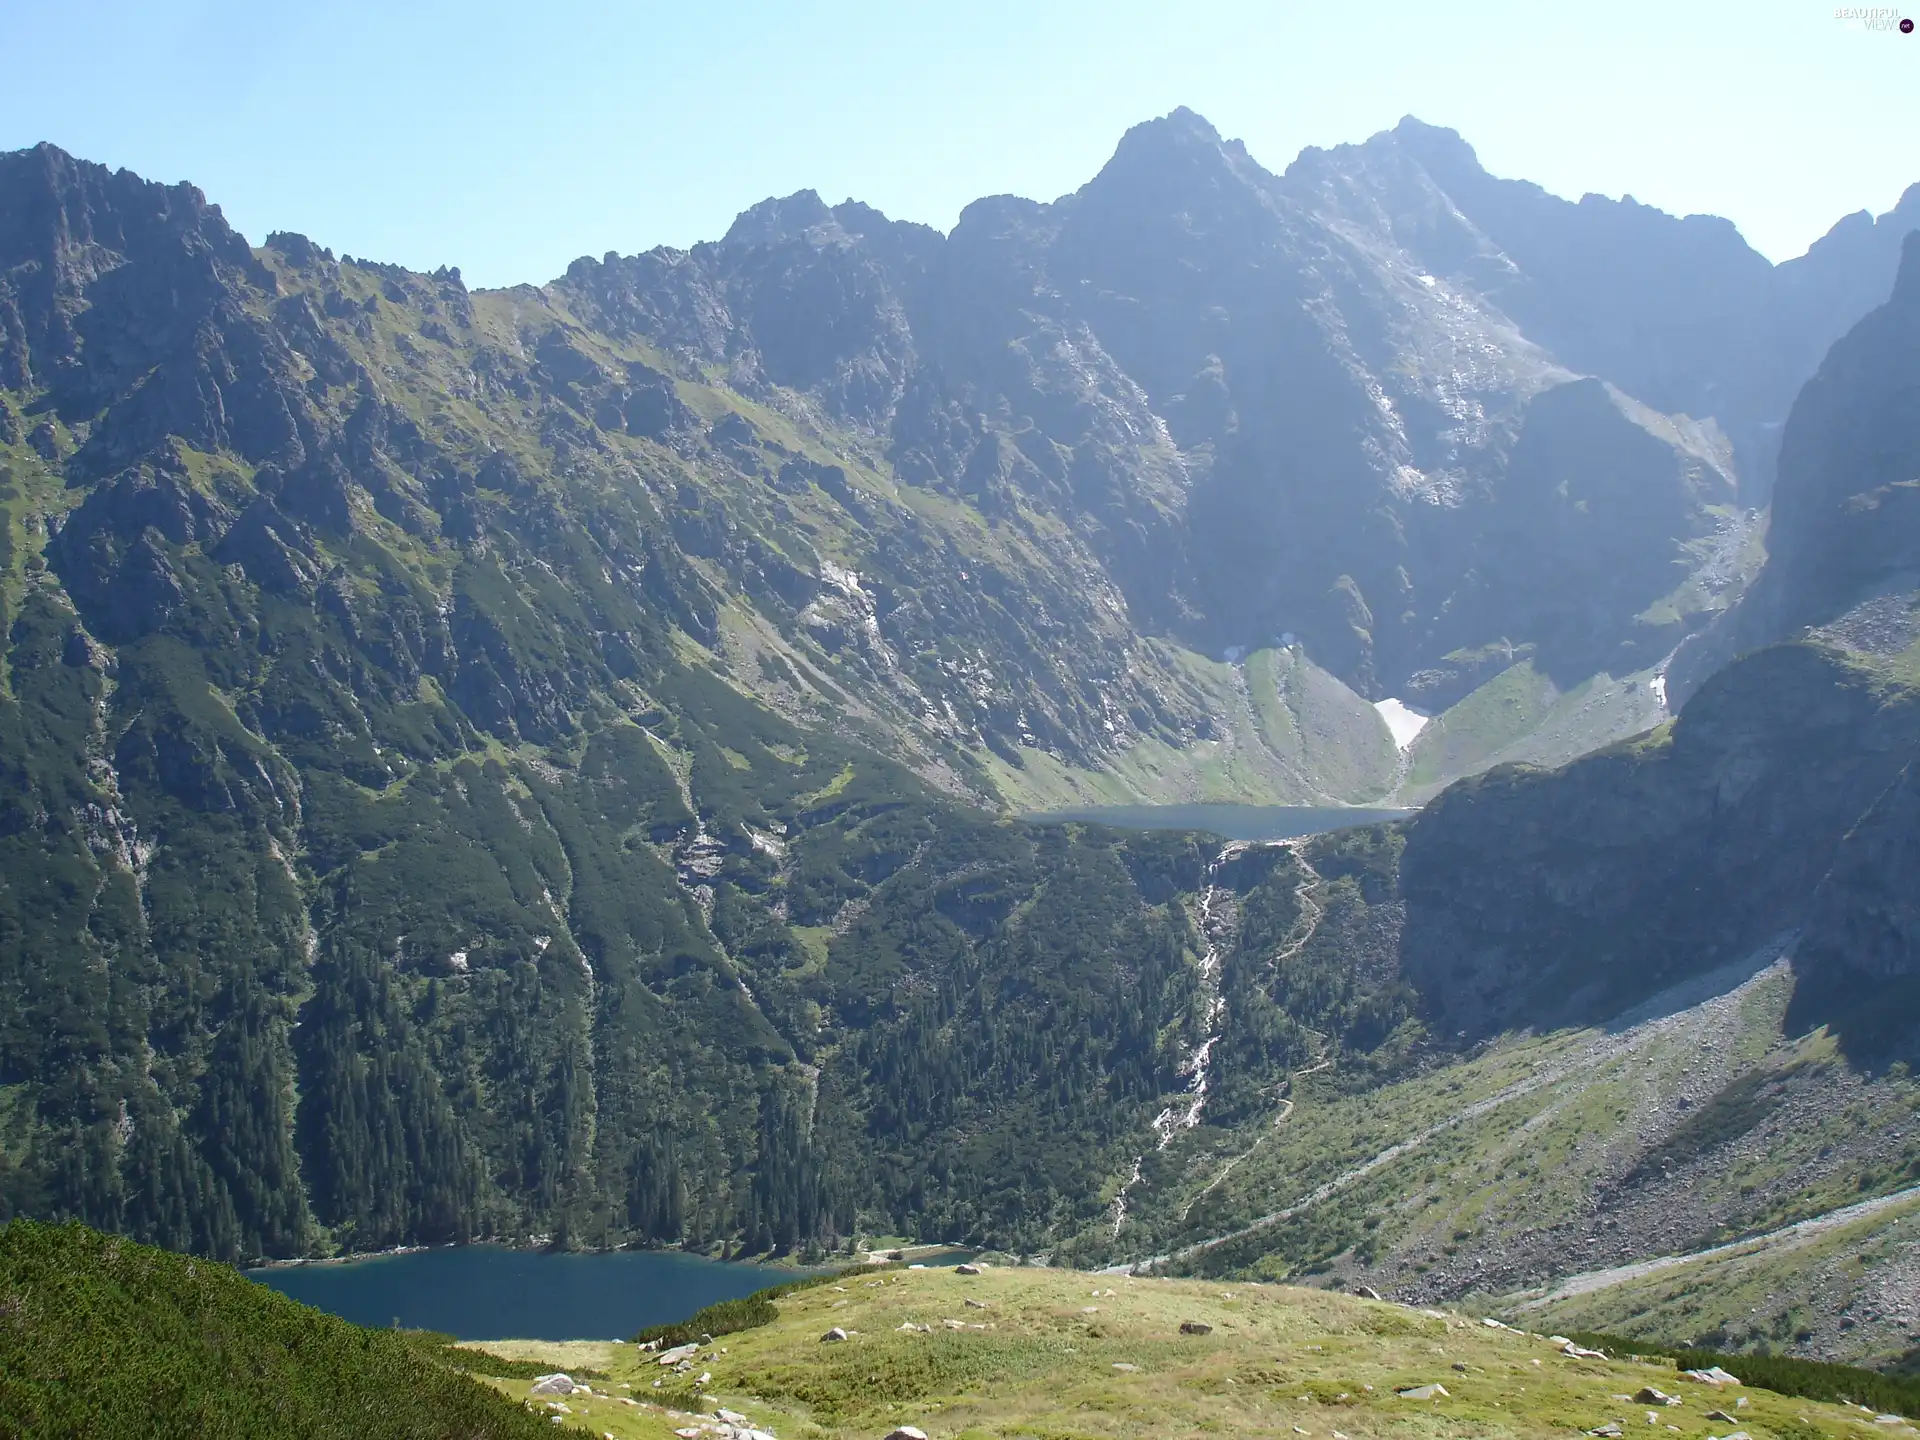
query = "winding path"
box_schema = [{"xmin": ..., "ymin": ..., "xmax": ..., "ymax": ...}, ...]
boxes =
[
  {"xmin": 1510, "ymin": 1182, "xmax": 1920, "ymax": 1309},
  {"xmin": 1119, "ymin": 956, "xmax": 1794, "ymax": 1274}
]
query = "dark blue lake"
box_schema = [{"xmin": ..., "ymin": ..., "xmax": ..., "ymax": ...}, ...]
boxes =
[
  {"xmin": 1023, "ymin": 803, "xmax": 1411, "ymax": 842},
  {"xmin": 251, "ymin": 1246, "xmax": 779, "ymax": 1341}
]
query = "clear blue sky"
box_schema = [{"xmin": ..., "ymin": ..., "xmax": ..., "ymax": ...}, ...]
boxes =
[{"xmin": 4, "ymin": 0, "xmax": 1915, "ymax": 289}]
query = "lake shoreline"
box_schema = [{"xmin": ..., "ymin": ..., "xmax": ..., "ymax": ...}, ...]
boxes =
[
  {"xmin": 1022, "ymin": 801, "xmax": 1414, "ymax": 843},
  {"xmin": 245, "ymin": 1238, "xmax": 826, "ymax": 1275},
  {"xmin": 248, "ymin": 1242, "xmax": 798, "ymax": 1341}
]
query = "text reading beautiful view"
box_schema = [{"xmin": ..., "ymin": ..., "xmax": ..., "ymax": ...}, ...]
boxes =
[{"xmin": 1, "ymin": 2, "xmax": 1918, "ymax": 1436}]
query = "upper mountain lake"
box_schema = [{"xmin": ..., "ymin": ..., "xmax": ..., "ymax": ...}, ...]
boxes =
[
  {"xmin": 1021, "ymin": 803, "xmax": 1411, "ymax": 841},
  {"xmin": 251, "ymin": 1246, "xmax": 781, "ymax": 1341}
]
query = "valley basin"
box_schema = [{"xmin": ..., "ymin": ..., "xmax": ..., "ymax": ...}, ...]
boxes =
[{"xmin": 1021, "ymin": 803, "xmax": 1412, "ymax": 841}]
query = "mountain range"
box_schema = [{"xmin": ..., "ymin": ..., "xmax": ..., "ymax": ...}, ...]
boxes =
[{"xmin": 1, "ymin": 111, "xmax": 1918, "ymax": 1368}]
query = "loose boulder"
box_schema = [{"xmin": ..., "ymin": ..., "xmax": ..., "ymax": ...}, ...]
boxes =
[
  {"xmin": 529, "ymin": 1374, "xmax": 575, "ymax": 1397},
  {"xmin": 955, "ymin": 1263, "xmax": 984, "ymax": 1275},
  {"xmin": 883, "ymin": 1429, "xmax": 930, "ymax": 1440},
  {"xmin": 1179, "ymin": 1321, "xmax": 1214, "ymax": 1335},
  {"xmin": 1683, "ymin": 1367, "xmax": 1743, "ymax": 1387},
  {"xmin": 1396, "ymin": 1384, "xmax": 1449, "ymax": 1400},
  {"xmin": 821, "ymin": 1327, "xmax": 848, "ymax": 1343}
]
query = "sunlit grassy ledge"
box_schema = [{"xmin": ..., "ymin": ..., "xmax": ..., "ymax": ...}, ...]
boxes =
[{"xmin": 473, "ymin": 1264, "xmax": 1910, "ymax": 1439}]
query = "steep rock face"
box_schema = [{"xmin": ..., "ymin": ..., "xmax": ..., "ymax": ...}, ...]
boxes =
[
  {"xmin": 1319, "ymin": 120, "xmax": 1776, "ymax": 477},
  {"xmin": 1398, "ymin": 644, "xmax": 1920, "ymax": 1038},
  {"xmin": 1363, "ymin": 223, "xmax": 1920, "ymax": 1028},
  {"xmin": 0, "ymin": 144, "xmax": 315, "ymax": 472},
  {"xmin": 1761, "ymin": 231, "xmax": 1920, "ymax": 634},
  {"xmin": 1802, "ymin": 755, "xmax": 1920, "ymax": 986},
  {"xmin": 1757, "ymin": 180, "xmax": 1920, "ymax": 480},
  {"xmin": 559, "ymin": 110, "xmax": 1793, "ymax": 702},
  {"xmin": 1671, "ymin": 232, "xmax": 1920, "ymax": 701},
  {"xmin": 1442, "ymin": 377, "xmax": 1739, "ymax": 681}
]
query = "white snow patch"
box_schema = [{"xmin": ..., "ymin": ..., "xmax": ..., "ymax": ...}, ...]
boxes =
[{"xmin": 1373, "ymin": 698, "xmax": 1430, "ymax": 750}]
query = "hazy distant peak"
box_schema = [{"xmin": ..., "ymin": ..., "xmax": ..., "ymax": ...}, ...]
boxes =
[
  {"xmin": 1281, "ymin": 115, "xmax": 1486, "ymax": 197},
  {"xmin": 1140, "ymin": 105, "xmax": 1224, "ymax": 143},
  {"xmin": 721, "ymin": 188, "xmax": 838, "ymax": 248},
  {"xmin": 828, "ymin": 198, "xmax": 914, "ymax": 239},
  {"xmin": 1093, "ymin": 106, "xmax": 1235, "ymax": 181},
  {"xmin": 951, "ymin": 191, "xmax": 1050, "ymax": 237},
  {"xmin": 1894, "ymin": 229, "xmax": 1920, "ymax": 307},
  {"xmin": 1387, "ymin": 114, "xmax": 1480, "ymax": 162}
]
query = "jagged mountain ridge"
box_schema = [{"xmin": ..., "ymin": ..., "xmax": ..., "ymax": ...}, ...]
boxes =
[
  {"xmin": 3, "ymin": 116, "xmax": 1909, "ymax": 812},
  {"xmin": 558, "ymin": 110, "xmax": 1913, "ymax": 715},
  {"xmin": 0, "ymin": 119, "xmax": 1917, "ymax": 1301}
]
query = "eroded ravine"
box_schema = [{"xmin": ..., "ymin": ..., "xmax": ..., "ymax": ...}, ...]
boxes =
[
  {"xmin": 1174, "ymin": 839, "xmax": 1332, "ymax": 1225},
  {"xmin": 1112, "ymin": 841, "xmax": 1245, "ymax": 1237}
]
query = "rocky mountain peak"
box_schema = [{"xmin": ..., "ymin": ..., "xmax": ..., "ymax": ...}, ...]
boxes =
[
  {"xmin": 1380, "ymin": 114, "xmax": 1484, "ymax": 173},
  {"xmin": 1111, "ymin": 104, "xmax": 1224, "ymax": 153},
  {"xmin": 1080, "ymin": 106, "xmax": 1262, "ymax": 212},
  {"xmin": 721, "ymin": 188, "xmax": 841, "ymax": 249}
]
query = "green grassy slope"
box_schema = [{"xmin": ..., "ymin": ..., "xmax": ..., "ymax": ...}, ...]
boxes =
[
  {"xmin": 983, "ymin": 645, "xmax": 1401, "ymax": 809},
  {"xmin": 0, "ymin": 1220, "xmax": 564, "ymax": 1440},
  {"xmin": 472, "ymin": 1262, "xmax": 1913, "ymax": 1440},
  {"xmin": 1398, "ymin": 659, "xmax": 1669, "ymax": 804}
]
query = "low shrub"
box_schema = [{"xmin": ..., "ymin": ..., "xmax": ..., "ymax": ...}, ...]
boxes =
[
  {"xmin": 1561, "ymin": 1330, "xmax": 1920, "ymax": 1416},
  {"xmin": 632, "ymin": 1261, "xmax": 892, "ymax": 1347}
]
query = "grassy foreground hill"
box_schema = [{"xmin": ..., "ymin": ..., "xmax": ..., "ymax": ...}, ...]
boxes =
[
  {"xmin": 471, "ymin": 1261, "xmax": 1916, "ymax": 1440},
  {"xmin": 4, "ymin": 1217, "xmax": 1915, "ymax": 1439},
  {"xmin": 0, "ymin": 1219, "xmax": 556, "ymax": 1439}
]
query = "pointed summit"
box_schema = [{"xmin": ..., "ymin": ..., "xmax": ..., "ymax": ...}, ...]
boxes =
[
  {"xmin": 1381, "ymin": 115, "xmax": 1486, "ymax": 181},
  {"xmin": 1077, "ymin": 105, "xmax": 1273, "ymax": 219},
  {"xmin": 1093, "ymin": 107, "xmax": 1230, "ymax": 183},
  {"xmin": 722, "ymin": 189, "xmax": 837, "ymax": 248}
]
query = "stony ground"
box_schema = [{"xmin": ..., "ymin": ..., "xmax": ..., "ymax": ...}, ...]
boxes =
[
  {"xmin": 1521, "ymin": 1189, "xmax": 1920, "ymax": 1369},
  {"xmin": 1084, "ymin": 948, "xmax": 1920, "ymax": 1369},
  {"xmin": 471, "ymin": 1263, "xmax": 1914, "ymax": 1440}
]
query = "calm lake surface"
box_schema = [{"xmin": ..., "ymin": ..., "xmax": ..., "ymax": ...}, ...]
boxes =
[
  {"xmin": 251, "ymin": 1246, "xmax": 781, "ymax": 1341},
  {"xmin": 1023, "ymin": 803, "xmax": 1411, "ymax": 842}
]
